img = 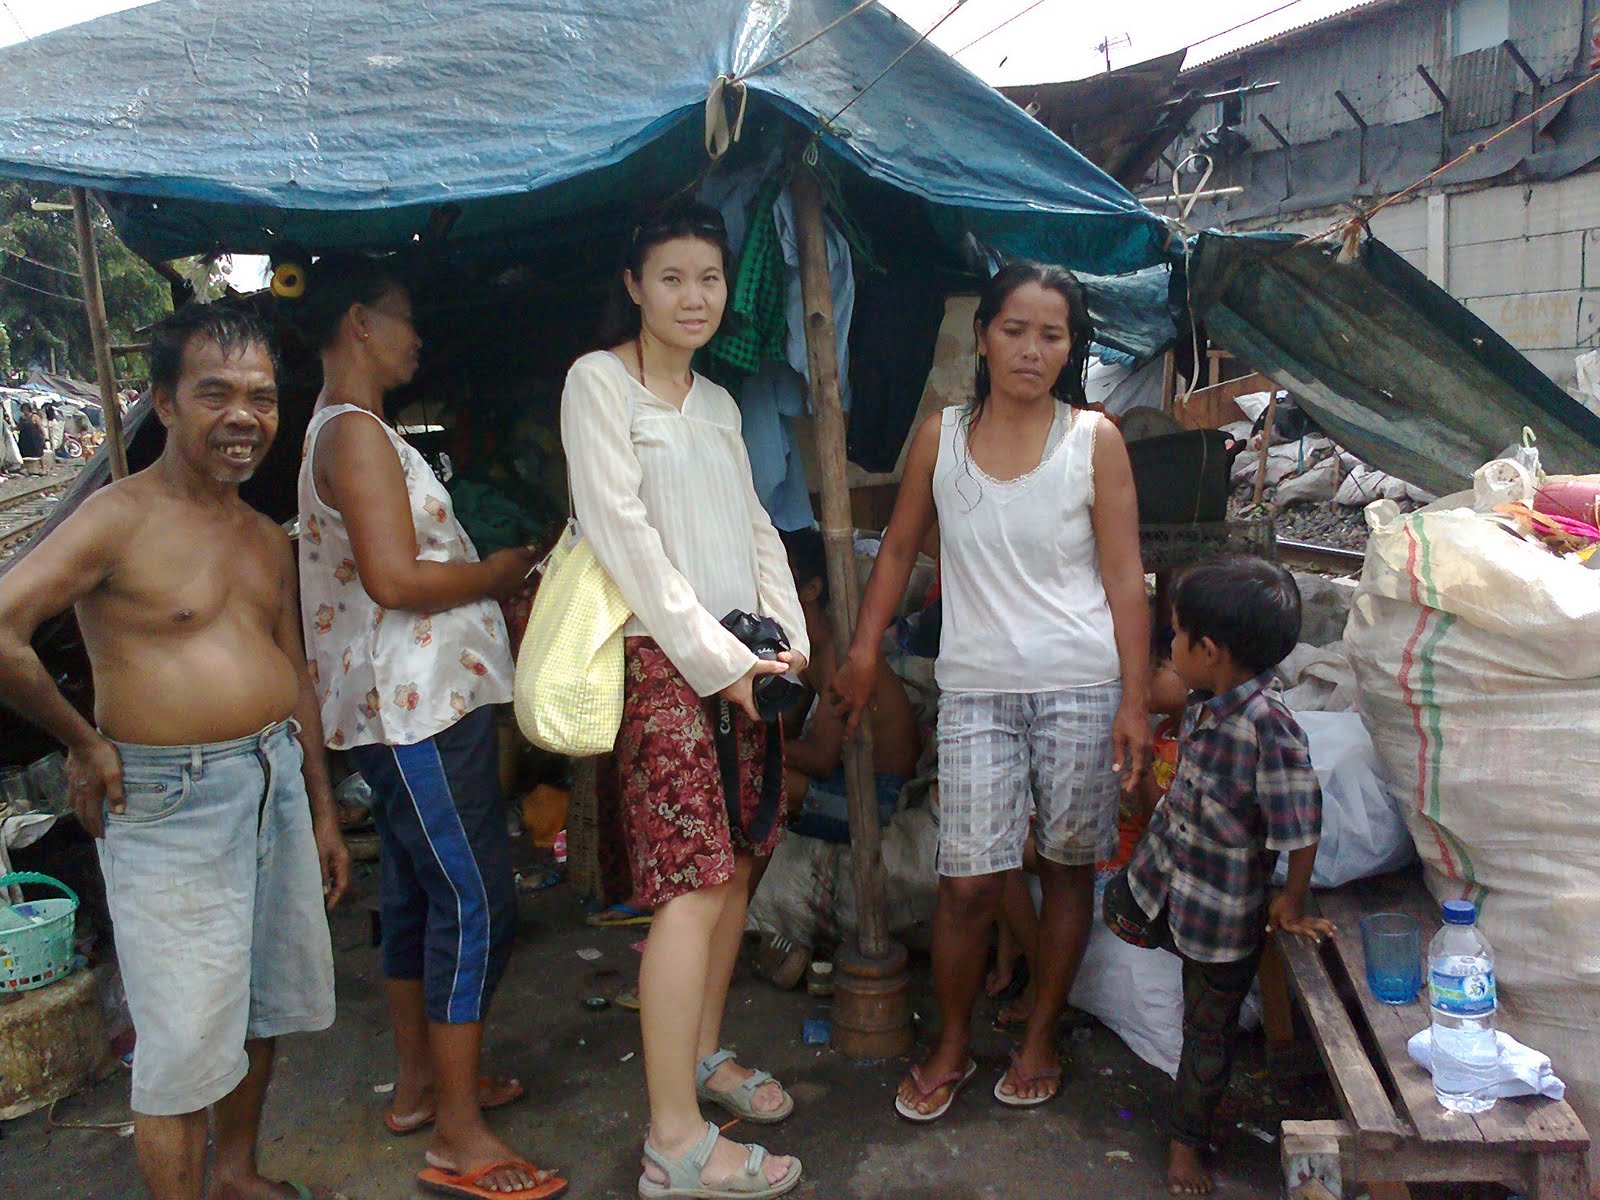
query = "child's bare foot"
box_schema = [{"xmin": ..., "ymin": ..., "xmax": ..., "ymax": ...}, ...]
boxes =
[
  {"xmin": 995, "ymin": 980, "xmax": 1036, "ymax": 1028},
  {"xmin": 1167, "ymin": 1140, "xmax": 1214, "ymax": 1195}
]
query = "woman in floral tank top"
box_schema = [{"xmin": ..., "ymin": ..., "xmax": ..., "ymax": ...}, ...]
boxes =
[{"xmin": 285, "ymin": 252, "xmax": 562, "ymax": 1199}]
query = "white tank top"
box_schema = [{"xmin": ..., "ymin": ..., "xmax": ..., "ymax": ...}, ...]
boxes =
[
  {"xmin": 297, "ymin": 404, "xmax": 513, "ymax": 749},
  {"xmin": 932, "ymin": 403, "xmax": 1121, "ymax": 693}
]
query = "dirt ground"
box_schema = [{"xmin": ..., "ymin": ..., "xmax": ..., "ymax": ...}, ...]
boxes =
[{"xmin": 3, "ymin": 846, "xmax": 1332, "ymax": 1199}]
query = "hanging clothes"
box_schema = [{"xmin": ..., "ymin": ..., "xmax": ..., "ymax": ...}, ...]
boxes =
[
  {"xmin": 706, "ymin": 177, "xmax": 788, "ymax": 379},
  {"xmin": 773, "ymin": 186, "xmax": 854, "ymax": 412},
  {"xmin": 738, "ymin": 362, "xmax": 815, "ymax": 532}
]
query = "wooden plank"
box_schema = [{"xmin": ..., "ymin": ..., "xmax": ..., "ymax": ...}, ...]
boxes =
[
  {"xmin": 1275, "ymin": 923, "xmax": 1410, "ymax": 1144},
  {"xmin": 1474, "ymin": 1091, "xmax": 1593, "ymax": 1153},
  {"xmin": 1320, "ymin": 882, "xmax": 1590, "ymax": 1152},
  {"xmin": 1353, "ymin": 1139, "xmax": 1526, "ymax": 1188},
  {"xmin": 1283, "ymin": 1119, "xmax": 1350, "ymax": 1200},
  {"xmin": 1316, "ymin": 888, "xmax": 1485, "ymax": 1147},
  {"xmin": 1259, "ymin": 937, "xmax": 1297, "ymax": 1045},
  {"xmin": 1525, "ymin": 1150, "xmax": 1593, "ymax": 1200},
  {"xmin": 1172, "ymin": 371, "xmax": 1268, "ymax": 431}
]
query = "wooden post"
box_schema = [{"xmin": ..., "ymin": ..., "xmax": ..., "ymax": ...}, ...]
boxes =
[
  {"xmin": 791, "ymin": 166, "xmax": 913, "ymax": 1059},
  {"xmin": 1252, "ymin": 390, "xmax": 1279, "ymax": 507},
  {"xmin": 70, "ymin": 187, "xmax": 128, "ymax": 480},
  {"xmin": 790, "ymin": 168, "xmax": 889, "ymax": 959}
]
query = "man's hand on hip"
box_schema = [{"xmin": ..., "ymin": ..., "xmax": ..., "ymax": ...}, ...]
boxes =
[{"xmin": 66, "ymin": 734, "xmax": 123, "ymax": 838}]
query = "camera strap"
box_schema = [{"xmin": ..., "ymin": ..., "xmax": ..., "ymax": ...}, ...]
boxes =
[{"xmin": 712, "ymin": 699, "xmax": 784, "ymax": 846}]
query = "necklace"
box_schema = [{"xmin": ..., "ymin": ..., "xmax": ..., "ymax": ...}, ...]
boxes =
[{"xmin": 634, "ymin": 336, "xmax": 692, "ymax": 391}]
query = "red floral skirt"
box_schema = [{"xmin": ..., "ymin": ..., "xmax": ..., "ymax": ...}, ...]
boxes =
[{"xmin": 613, "ymin": 638, "xmax": 784, "ymax": 907}]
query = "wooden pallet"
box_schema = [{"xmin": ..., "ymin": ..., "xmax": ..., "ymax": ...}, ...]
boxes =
[{"xmin": 1276, "ymin": 871, "xmax": 1591, "ymax": 1200}]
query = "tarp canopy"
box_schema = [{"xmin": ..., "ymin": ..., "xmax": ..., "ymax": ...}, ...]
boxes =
[
  {"xmin": 1190, "ymin": 231, "xmax": 1600, "ymax": 495},
  {"xmin": 0, "ymin": 0, "xmax": 1169, "ymax": 282}
]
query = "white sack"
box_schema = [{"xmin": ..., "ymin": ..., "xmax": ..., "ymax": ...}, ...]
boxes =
[
  {"xmin": 1274, "ymin": 458, "xmax": 1342, "ymax": 506},
  {"xmin": 1346, "ymin": 496, "xmax": 1600, "ymax": 1172}
]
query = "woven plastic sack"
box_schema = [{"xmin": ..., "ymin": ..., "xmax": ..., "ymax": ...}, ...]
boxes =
[
  {"xmin": 1346, "ymin": 496, "xmax": 1600, "ymax": 1167},
  {"xmin": 513, "ymin": 521, "xmax": 631, "ymax": 755}
]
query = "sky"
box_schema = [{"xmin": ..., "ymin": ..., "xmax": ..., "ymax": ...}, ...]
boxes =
[{"xmin": 1, "ymin": 0, "xmax": 1368, "ymax": 83}]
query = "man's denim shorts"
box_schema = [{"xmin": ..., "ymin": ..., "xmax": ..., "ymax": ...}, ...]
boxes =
[{"xmin": 97, "ymin": 720, "xmax": 335, "ymax": 1116}]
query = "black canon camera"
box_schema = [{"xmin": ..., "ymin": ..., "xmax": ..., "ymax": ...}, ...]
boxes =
[{"xmin": 720, "ymin": 610, "xmax": 806, "ymax": 723}]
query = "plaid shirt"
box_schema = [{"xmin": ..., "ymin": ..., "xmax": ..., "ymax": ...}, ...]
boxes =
[{"xmin": 1126, "ymin": 670, "xmax": 1322, "ymax": 964}]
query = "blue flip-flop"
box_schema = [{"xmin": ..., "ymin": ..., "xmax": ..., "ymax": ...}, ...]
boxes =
[{"xmin": 585, "ymin": 903, "xmax": 653, "ymax": 928}]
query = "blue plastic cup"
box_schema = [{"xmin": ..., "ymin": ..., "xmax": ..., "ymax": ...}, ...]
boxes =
[{"xmin": 1360, "ymin": 912, "xmax": 1422, "ymax": 1005}]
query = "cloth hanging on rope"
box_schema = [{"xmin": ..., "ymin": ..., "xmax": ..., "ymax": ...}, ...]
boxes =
[{"xmin": 707, "ymin": 177, "xmax": 788, "ymax": 378}]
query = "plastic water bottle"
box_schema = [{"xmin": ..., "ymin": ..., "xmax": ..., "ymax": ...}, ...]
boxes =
[{"xmin": 1428, "ymin": 900, "xmax": 1498, "ymax": 1114}]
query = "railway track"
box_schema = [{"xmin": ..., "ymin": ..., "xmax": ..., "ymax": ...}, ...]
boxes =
[
  {"xmin": 0, "ymin": 477, "xmax": 71, "ymax": 558},
  {"xmin": 1277, "ymin": 537, "xmax": 1366, "ymax": 575}
]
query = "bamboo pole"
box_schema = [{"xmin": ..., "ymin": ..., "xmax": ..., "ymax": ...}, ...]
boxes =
[
  {"xmin": 790, "ymin": 168, "xmax": 889, "ymax": 961},
  {"xmin": 70, "ymin": 187, "xmax": 128, "ymax": 479}
]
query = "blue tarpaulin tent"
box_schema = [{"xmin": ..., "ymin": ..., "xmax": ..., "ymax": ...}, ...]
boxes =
[{"xmin": 0, "ymin": 0, "xmax": 1171, "ymax": 282}]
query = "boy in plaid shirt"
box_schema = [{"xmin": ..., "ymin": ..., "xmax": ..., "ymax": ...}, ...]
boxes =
[{"xmin": 1103, "ymin": 557, "xmax": 1335, "ymax": 1196}]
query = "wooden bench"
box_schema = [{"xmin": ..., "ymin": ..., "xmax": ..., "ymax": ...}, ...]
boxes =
[{"xmin": 1273, "ymin": 871, "xmax": 1592, "ymax": 1200}]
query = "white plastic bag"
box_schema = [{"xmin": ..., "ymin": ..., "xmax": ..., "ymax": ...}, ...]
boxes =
[{"xmin": 1272, "ymin": 711, "xmax": 1413, "ymax": 888}]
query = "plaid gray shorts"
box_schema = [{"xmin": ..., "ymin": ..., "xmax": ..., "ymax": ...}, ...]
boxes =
[{"xmin": 936, "ymin": 683, "xmax": 1122, "ymax": 877}]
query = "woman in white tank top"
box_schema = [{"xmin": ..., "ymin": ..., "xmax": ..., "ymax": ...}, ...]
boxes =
[{"xmin": 834, "ymin": 262, "xmax": 1151, "ymax": 1120}]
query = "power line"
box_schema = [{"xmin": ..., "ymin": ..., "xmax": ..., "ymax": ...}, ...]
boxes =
[
  {"xmin": 954, "ymin": 0, "xmax": 1050, "ymax": 57},
  {"xmin": 1187, "ymin": 0, "xmax": 1313, "ymax": 51},
  {"xmin": 0, "ymin": 1, "xmax": 27, "ymax": 40},
  {"xmin": 825, "ymin": 0, "xmax": 967, "ymax": 125},
  {"xmin": 0, "ymin": 271, "xmax": 80, "ymax": 303},
  {"xmin": 953, "ymin": 0, "xmax": 1316, "ymax": 66},
  {"xmin": 732, "ymin": 0, "xmax": 881, "ymax": 83},
  {"xmin": 2, "ymin": 248, "xmax": 79, "ymax": 278}
]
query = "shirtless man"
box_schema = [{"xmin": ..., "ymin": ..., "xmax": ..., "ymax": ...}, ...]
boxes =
[
  {"xmin": 0, "ymin": 303, "xmax": 351, "ymax": 1200},
  {"xmin": 778, "ymin": 528, "xmax": 921, "ymax": 833}
]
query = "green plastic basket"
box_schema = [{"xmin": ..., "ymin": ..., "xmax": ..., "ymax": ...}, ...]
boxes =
[{"xmin": 0, "ymin": 871, "xmax": 79, "ymax": 993}]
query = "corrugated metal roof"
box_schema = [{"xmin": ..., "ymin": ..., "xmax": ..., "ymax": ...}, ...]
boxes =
[{"xmin": 1184, "ymin": 0, "xmax": 1412, "ymax": 72}]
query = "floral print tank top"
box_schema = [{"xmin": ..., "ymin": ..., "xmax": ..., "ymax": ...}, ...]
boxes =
[{"xmin": 296, "ymin": 404, "xmax": 512, "ymax": 749}]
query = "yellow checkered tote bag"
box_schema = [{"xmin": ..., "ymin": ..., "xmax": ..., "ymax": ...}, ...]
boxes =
[{"xmin": 513, "ymin": 520, "xmax": 632, "ymax": 755}]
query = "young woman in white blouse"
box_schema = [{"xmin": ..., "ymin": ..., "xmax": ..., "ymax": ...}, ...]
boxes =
[
  {"xmin": 833, "ymin": 262, "xmax": 1152, "ymax": 1121},
  {"xmin": 560, "ymin": 203, "xmax": 807, "ymax": 1199}
]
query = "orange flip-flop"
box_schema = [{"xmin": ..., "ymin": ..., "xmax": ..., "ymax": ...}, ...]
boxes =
[
  {"xmin": 417, "ymin": 1160, "xmax": 567, "ymax": 1200},
  {"xmin": 385, "ymin": 1077, "xmax": 526, "ymax": 1135}
]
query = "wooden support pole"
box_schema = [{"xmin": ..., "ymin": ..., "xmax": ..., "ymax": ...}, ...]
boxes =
[
  {"xmin": 1252, "ymin": 390, "xmax": 1279, "ymax": 507},
  {"xmin": 70, "ymin": 187, "xmax": 128, "ymax": 480},
  {"xmin": 790, "ymin": 167, "xmax": 890, "ymax": 961}
]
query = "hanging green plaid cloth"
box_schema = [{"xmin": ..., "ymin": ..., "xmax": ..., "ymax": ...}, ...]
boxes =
[{"xmin": 706, "ymin": 177, "xmax": 788, "ymax": 377}]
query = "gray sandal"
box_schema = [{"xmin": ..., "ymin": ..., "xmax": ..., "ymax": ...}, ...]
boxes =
[
  {"xmin": 694, "ymin": 1049, "xmax": 795, "ymax": 1124},
  {"xmin": 638, "ymin": 1121, "xmax": 802, "ymax": 1199}
]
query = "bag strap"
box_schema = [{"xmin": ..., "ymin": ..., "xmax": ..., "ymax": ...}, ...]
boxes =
[
  {"xmin": 568, "ymin": 387, "xmax": 638, "ymax": 530},
  {"xmin": 712, "ymin": 702, "xmax": 785, "ymax": 846}
]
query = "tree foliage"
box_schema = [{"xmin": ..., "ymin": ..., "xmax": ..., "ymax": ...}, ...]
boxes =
[{"xmin": 0, "ymin": 183, "xmax": 170, "ymax": 381}]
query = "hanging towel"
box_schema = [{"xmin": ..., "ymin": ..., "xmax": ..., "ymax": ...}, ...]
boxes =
[{"xmin": 1406, "ymin": 1028, "xmax": 1567, "ymax": 1101}]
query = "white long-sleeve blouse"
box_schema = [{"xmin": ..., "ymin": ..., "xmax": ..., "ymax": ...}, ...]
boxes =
[{"xmin": 559, "ymin": 350, "xmax": 809, "ymax": 697}]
